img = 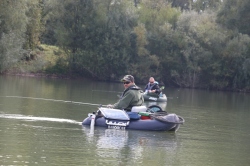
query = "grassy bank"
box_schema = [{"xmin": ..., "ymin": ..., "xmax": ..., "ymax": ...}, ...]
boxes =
[{"xmin": 5, "ymin": 44, "xmax": 70, "ymax": 78}]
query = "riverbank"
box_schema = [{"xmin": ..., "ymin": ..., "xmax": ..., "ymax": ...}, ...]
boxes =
[
  {"xmin": 2, "ymin": 44, "xmax": 71, "ymax": 79},
  {"xmin": 3, "ymin": 72, "xmax": 72, "ymax": 79},
  {"xmin": 2, "ymin": 72, "xmax": 249, "ymax": 93},
  {"xmin": 2, "ymin": 44, "xmax": 249, "ymax": 93}
]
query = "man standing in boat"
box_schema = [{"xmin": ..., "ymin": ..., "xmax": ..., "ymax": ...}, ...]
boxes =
[
  {"xmin": 144, "ymin": 77, "xmax": 162, "ymax": 96},
  {"xmin": 107, "ymin": 75, "xmax": 144, "ymax": 111}
]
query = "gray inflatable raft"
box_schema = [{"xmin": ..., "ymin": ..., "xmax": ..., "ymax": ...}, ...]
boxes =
[{"xmin": 82, "ymin": 107, "xmax": 184, "ymax": 132}]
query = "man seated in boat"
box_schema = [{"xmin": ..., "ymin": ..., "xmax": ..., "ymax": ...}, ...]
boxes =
[
  {"xmin": 107, "ymin": 75, "xmax": 144, "ymax": 111},
  {"xmin": 144, "ymin": 77, "xmax": 162, "ymax": 97}
]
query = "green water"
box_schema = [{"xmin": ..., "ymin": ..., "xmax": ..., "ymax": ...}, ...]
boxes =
[{"xmin": 0, "ymin": 75, "xmax": 250, "ymax": 166}]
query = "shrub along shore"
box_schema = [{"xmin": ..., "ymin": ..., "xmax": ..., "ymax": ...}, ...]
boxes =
[{"xmin": 1, "ymin": 1, "xmax": 250, "ymax": 92}]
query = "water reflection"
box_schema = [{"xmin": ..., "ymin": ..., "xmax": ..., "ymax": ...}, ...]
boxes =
[{"xmin": 82, "ymin": 125, "xmax": 178, "ymax": 163}]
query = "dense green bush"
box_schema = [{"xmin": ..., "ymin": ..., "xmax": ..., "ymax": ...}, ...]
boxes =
[{"xmin": 0, "ymin": 0, "xmax": 249, "ymax": 91}]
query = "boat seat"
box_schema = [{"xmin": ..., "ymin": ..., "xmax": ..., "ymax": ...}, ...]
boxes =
[{"xmin": 131, "ymin": 106, "xmax": 147, "ymax": 112}]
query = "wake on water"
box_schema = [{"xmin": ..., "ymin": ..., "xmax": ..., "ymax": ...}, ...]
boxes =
[
  {"xmin": 0, "ymin": 113, "xmax": 82, "ymax": 125},
  {"xmin": 0, "ymin": 96, "xmax": 85, "ymax": 125}
]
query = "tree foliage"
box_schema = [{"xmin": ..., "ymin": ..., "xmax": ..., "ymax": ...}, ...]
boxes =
[
  {"xmin": 175, "ymin": 10, "xmax": 250, "ymax": 90},
  {"xmin": 45, "ymin": 0, "xmax": 138, "ymax": 80},
  {"xmin": 217, "ymin": 0, "xmax": 250, "ymax": 36},
  {"xmin": 0, "ymin": 0, "xmax": 250, "ymax": 91},
  {"xmin": 0, "ymin": 0, "xmax": 28, "ymax": 72},
  {"xmin": 24, "ymin": 0, "xmax": 44, "ymax": 50}
]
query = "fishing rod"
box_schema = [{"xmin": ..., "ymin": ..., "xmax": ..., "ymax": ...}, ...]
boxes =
[{"xmin": 5, "ymin": 96, "xmax": 108, "ymax": 107}]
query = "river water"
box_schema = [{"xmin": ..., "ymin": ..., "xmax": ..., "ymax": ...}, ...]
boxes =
[{"xmin": 0, "ymin": 75, "xmax": 250, "ymax": 166}]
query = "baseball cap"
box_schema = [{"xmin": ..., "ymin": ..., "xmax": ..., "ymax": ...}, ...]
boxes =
[{"xmin": 121, "ymin": 75, "xmax": 134, "ymax": 82}]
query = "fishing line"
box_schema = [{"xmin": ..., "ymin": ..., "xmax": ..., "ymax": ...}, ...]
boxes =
[
  {"xmin": 92, "ymin": 90, "xmax": 122, "ymax": 93},
  {"xmin": 4, "ymin": 96, "xmax": 107, "ymax": 107}
]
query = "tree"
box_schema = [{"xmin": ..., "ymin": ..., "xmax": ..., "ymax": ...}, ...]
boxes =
[
  {"xmin": 45, "ymin": 0, "xmax": 138, "ymax": 80},
  {"xmin": 174, "ymin": 11, "xmax": 228, "ymax": 88},
  {"xmin": 136, "ymin": 1, "xmax": 181, "ymax": 83},
  {"xmin": 24, "ymin": 0, "xmax": 44, "ymax": 50},
  {"xmin": 191, "ymin": 0, "xmax": 222, "ymax": 12},
  {"xmin": 217, "ymin": 0, "xmax": 250, "ymax": 36},
  {"xmin": 0, "ymin": 0, "xmax": 28, "ymax": 72}
]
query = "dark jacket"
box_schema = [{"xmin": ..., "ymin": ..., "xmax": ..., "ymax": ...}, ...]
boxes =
[
  {"xmin": 144, "ymin": 82, "xmax": 161, "ymax": 95},
  {"xmin": 113, "ymin": 85, "xmax": 144, "ymax": 111}
]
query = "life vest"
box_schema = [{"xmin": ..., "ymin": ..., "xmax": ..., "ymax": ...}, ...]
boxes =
[
  {"xmin": 145, "ymin": 81, "xmax": 158, "ymax": 91},
  {"xmin": 120, "ymin": 85, "xmax": 141, "ymax": 99},
  {"xmin": 119, "ymin": 85, "xmax": 144, "ymax": 111}
]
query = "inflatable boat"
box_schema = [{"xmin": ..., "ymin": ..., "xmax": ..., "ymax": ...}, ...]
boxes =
[
  {"xmin": 82, "ymin": 106, "xmax": 184, "ymax": 132},
  {"xmin": 143, "ymin": 93, "xmax": 167, "ymax": 102}
]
